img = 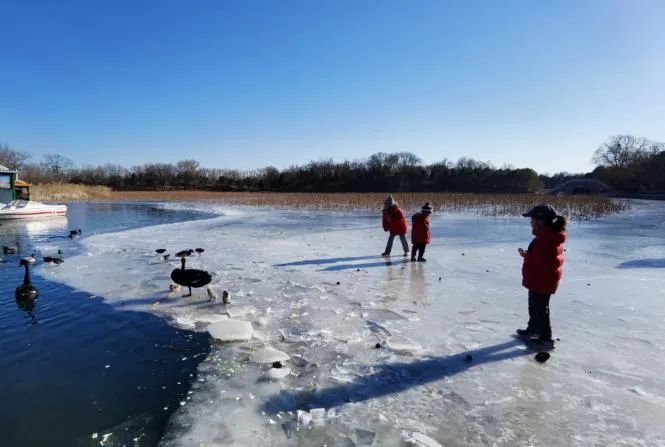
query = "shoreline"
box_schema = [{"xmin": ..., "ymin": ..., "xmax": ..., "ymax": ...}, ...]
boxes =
[{"xmin": 47, "ymin": 190, "xmax": 627, "ymax": 220}]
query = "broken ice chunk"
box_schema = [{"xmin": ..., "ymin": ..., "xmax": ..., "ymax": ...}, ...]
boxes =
[
  {"xmin": 297, "ymin": 410, "xmax": 312, "ymax": 426},
  {"xmin": 354, "ymin": 428, "xmax": 376, "ymax": 445},
  {"xmin": 309, "ymin": 408, "xmax": 326, "ymax": 421},
  {"xmin": 207, "ymin": 320, "xmax": 254, "ymax": 342},
  {"xmin": 402, "ymin": 430, "xmax": 442, "ymax": 447},
  {"xmin": 192, "ymin": 313, "xmax": 229, "ymax": 324},
  {"xmin": 265, "ymin": 366, "xmax": 291, "ymax": 380},
  {"xmin": 385, "ymin": 335, "xmax": 423, "ymax": 354},
  {"xmin": 279, "ymin": 327, "xmax": 316, "ymax": 343},
  {"xmin": 173, "ymin": 315, "xmax": 197, "ymax": 329},
  {"xmin": 250, "ymin": 346, "xmax": 290, "ymax": 364}
]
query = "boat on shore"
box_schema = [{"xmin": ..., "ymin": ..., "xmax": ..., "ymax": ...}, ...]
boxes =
[{"xmin": 0, "ymin": 200, "xmax": 67, "ymax": 219}]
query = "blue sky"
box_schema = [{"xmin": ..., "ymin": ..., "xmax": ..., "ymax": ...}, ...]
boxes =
[{"xmin": 1, "ymin": 1, "xmax": 663, "ymax": 174}]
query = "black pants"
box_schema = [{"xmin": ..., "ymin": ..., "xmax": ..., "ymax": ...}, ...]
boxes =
[
  {"xmin": 527, "ymin": 291, "xmax": 552, "ymax": 340},
  {"xmin": 411, "ymin": 243, "xmax": 426, "ymax": 260}
]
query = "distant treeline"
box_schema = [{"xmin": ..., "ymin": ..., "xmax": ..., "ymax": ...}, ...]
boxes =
[{"xmin": 1, "ymin": 135, "xmax": 663, "ymax": 194}]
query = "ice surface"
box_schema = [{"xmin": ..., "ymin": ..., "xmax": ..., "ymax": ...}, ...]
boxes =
[
  {"xmin": 224, "ymin": 304, "xmax": 257, "ymax": 319},
  {"xmin": 38, "ymin": 201, "xmax": 665, "ymax": 446}
]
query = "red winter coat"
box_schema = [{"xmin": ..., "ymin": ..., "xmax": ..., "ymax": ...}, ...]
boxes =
[
  {"xmin": 411, "ymin": 212, "xmax": 431, "ymax": 244},
  {"xmin": 382, "ymin": 207, "xmax": 408, "ymax": 236},
  {"xmin": 522, "ymin": 227, "xmax": 567, "ymax": 295}
]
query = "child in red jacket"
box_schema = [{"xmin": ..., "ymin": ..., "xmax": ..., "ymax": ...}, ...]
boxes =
[
  {"xmin": 411, "ymin": 202, "xmax": 432, "ymax": 262},
  {"xmin": 517, "ymin": 204, "xmax": 567, "ymax": 349},
  {"xmin": 381, "ymin": 196, "xmax": 409, "ymax": 256}
]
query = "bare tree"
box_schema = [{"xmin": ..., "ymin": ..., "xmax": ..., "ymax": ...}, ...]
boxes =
[
  {"xmin": 176, "ymin": 159, "xmax": 201, "ymax": 189},
  {"xmin": 0, "ymin": 143, "xmax": 32, "ymax": 170},
  {"xmin": 397, "ymin": 152, "xmax": 422, "ymax": 169},
  {"xmin": 592, "ymin": 135, "xmax": 649, "ymax": 168},
  {"xmin": 41, "ymin": 153, "xmax": 74, "ymax": 181}
]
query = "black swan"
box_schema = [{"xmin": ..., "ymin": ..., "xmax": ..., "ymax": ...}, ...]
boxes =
[
  {"xmin": 171, "ymin": 257, "xmax": 212, "ymax": 297},
  {"xmin": 16, "ymin": 257, "xmax": 39, "ymax": 300}
]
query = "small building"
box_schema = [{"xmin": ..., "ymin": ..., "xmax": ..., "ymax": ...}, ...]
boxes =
[
  {"xmin": 0, "ymin": 164, "xmax": 18, "ymax": 204},
  {"xmin": 15, "ymin": 179, "xmax": 32, "ymax": 200},
  {"xmin": 550, "ymin": 178, "xmax": 615, "ymax": 196}
]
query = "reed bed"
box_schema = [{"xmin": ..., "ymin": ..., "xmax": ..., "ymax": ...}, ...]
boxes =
[
  {"xmin": 31, "ymin": 183, "xmax": 113, "ymax": 202},
  {"xmin": 110, "ymin": 191, "xmax": 628, "ymax": 220}
]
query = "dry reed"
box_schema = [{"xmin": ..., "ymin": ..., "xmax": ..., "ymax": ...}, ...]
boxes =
[
  {"xmin": 31, "ymin": 183, "xmax": 113, "ymax": 202},
  {"xmin": 110, "ymin": 191, "xmax": 627, "ymax": 220}
]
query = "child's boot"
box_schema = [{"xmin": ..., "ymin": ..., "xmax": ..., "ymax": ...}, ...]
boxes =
[
  {"xmin": 529, "ymin": 336, "xmax": 555, "ymax": 349},
  {"xmin": 516, "ymin": 328, "xmax": 538, "ymax": 338}
]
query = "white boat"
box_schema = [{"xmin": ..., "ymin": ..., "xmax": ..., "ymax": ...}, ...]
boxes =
[{"xmin": 0, "ymin": 200, "xmax": 67, "ymax": 219}]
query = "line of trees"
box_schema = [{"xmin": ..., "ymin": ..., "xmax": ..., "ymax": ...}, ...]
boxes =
[
  {"xmin": 2, "ymin": 135, "xmax": 663, "ymax": 194},
  {"xmin": 1, "ymin": 146, "xmax": 544, "ymax": 193},
  {"xmin": 70, "ymin": 153, "xmax": 545, "ymax": 193}
]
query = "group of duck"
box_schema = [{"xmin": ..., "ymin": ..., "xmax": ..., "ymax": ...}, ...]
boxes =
[
  {"xmin": 6, "ymin": 226, "xmax": 233, "ymax": 314},
  {"xmin": 157, "ymin": 247, "xmax": 229, "ymax": 304},
  {"xmin": 5, "ymin": 228, "xmax": 80, "ymax": 301}
]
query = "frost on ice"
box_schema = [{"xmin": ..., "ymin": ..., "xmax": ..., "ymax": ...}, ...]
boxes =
[{"xmin": 38, "ymin": 202, "xmax": 665, "ymax": 446}]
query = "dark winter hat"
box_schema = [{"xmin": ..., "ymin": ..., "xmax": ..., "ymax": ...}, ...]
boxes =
[
  {"xmin": 384, "ymin": 195, "xmax": 396, "ymax": 208},
  {"xmin": 522, "ymin": 204, "xmax": 557, "ymax": 220},
  {"xmin": 421, "ymin": 202, "xmax": 433, "ymax": 214}
]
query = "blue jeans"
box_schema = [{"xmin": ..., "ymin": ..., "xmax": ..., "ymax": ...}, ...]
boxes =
[{"xmin": 384, "ymin": 234, "xmax": 409, "ymax": 254}]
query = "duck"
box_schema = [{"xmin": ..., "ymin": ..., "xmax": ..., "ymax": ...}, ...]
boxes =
[
  {"xmin": 3, "ymin": 246, "xmax": 18, "ymax": 255},
  {"xmin": 170, "ymin": 257, "xmax": 212, "ymax": 297},
  {"xmin": 68, "ymin": 229, "xmax": 82, "ymax": 239},
  {"xmin": 163, "ymin": 254, "xmax": 171, "ymax": 262},
  {"xmin": 206, "ymin": 287, "xmax": 218, "ymax": 302},
  {"xmin": 16, "ymin": 257, "xmax": 39, "ymax": 300},
  {"xmin": 166, "ymin": 284, "xmax": 181, "ymax": 298},
  {"xmin": 195, "ymin": 248, "xmax": 205, "ymax": 255},
  {"xmin": 175, "ymin": 249, "xmax": 194, "ymax": 258},
  {"xmin": 44, "ymin": 256, "xmax": 64, "ymax": 265},
  {"xmin": 222, "ymin": 290, "xmax": 231, "ymax": 305},
  {"xmin": 155, "ymin": 248, "xmax": 167, "ymax": 255}
]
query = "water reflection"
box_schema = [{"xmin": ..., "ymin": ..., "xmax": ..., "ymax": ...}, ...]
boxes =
[
  {"xmin": 15, "ymin": 296, "xmax": 37, "ymax": 322},
  {"xmin": 0, "ymin": 216, "xmax": 68, "ymax": 236}
]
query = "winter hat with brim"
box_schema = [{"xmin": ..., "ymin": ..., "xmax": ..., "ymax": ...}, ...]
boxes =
[
  {"xmin": 421, "ymin": 202, "xmax": 433, "ymax": 213},
  {"xmin": 384, "ymin": 196, "xmax": 396, "ymax": 208},
  {"xmin": 523, "ymin": 204, "xmax": 557, "ymax": 220}
]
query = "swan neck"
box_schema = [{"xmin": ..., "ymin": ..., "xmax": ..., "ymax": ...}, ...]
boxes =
[{"xmin": 23, "ymin": 264, "xmax": 31, "ymax": 286}]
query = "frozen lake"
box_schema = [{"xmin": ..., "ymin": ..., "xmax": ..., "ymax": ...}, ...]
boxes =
[{"xmin": 38, "ymin": 200, "xmax": 665, "ymax": 446}]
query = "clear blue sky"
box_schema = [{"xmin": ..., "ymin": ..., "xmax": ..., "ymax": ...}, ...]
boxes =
[{"xmin": 1, "ymin": 1, "xmax": 663, "ymax": 174}]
